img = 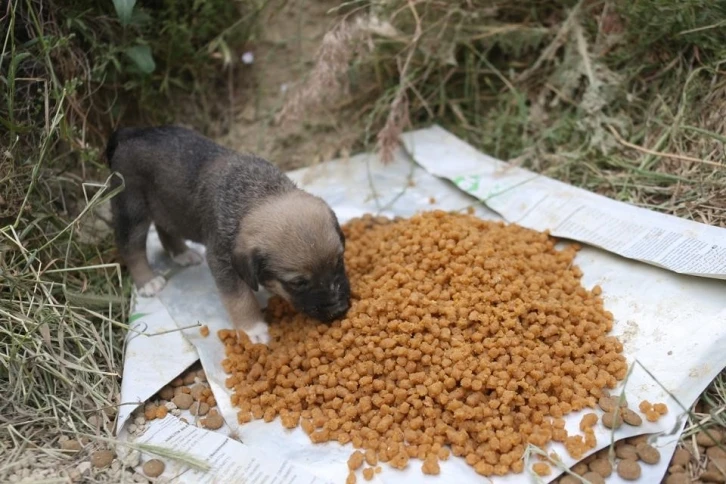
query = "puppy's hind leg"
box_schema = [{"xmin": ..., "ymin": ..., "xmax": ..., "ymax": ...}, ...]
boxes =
[
  {"xmin": 157, "ymin": 228, "xmax": 203, "ymax": 267},
  {"xmin": 111, "ymin": 192, "xmax": 166, "ymax": 297}
]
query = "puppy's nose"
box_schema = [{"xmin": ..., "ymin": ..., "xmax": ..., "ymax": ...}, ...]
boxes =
[{"xmin": 328, "ymin": 299, "xmax": 350, "ymax": 319}]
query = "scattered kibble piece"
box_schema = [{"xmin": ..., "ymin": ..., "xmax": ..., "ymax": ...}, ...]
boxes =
[
  {"xmin": 622, "ymin": 408, "xmax": 643, "ymax": 426},
  {"xmin": 572, "ymin": 462, "xmax": 589, "ymax": 476},
  {"xmin": 91, "ymin": 450, "xmax": 115, "ymax": 469},
  {"xmin": 428, "ymin": 197, "xmax": 436, "ymax": 204},
  {"xmin": 615, "ymin": 444, "xmax": 639, "ymax": 461},
  {"xmin": 159, "ymin": 386, "xmax": 174, "ymax": 400},
  {"xmin": 639, "ymin": 400, "xmax": 652, "ymax": 413},
  {"xmin": 143, "ymin": 459, "xmax": 165, "ymax": 478},
  {"xmin": 375, "ymin": 467, "xmax": 382, "ymax": 474},
  {"xmin": 617, "ymin": 460, "xmax": 642, "ymax": 480},
  {"xmin": 696, "ymin": 429, "xmax": 724, "ymax": 447},
  {"xmin": 191, "ymin": 401, "xmax": 210, "ymax": 416},
  {"xmin": 200, "ymin": 325, "xmax": 210, "ymax": 337},
  {"xmin": 665, "ymin": 473, "xmax": 690, "ymax": 484},
  {"xmin": 144, "ymin": 404, "xmax": 157, "ymax": 420},
  {"xmin": 190, "ymin": 384, "xmax": 206, "ymax": 401},
  {"xmin": 59, "ymin": 439, "xmax": 83, "ymax": 452},
  {"xmin": 559, "ymin": 475, "xmax": 580, "ymax": 484},
  {"xmin": 582, "ymin": 471, "xmax": 606, "ymax": 484},
  {"xmin": 219, "ymin": 212, "xmax": 629, "ymax": 478},
  {"xmin": 636, "ymin": 443, "xmax": 661, "ymax": 464},
  {"xmin": 580, "ymin": 413, "xmax": 599, "ymax": 431},
  {"xmin": 155, "ymin": 406, "xmax": 168, "ymax": 419},
  {"xmin": 589, "ymin": 458, "xmax": 612, "ymax": 478},
  {"xmin": 646, "ymin": 410, "xmax": 660, "ymax": 422},
  {"xmin": 173, "ymin": 393, "xmax": 194, "ymax": 410},
  {"xmin": 348, "ymin": 451, "xmax": 365, "ymax": 471},
  {"xmin": 653, "ymin": 403, "xmax": 668, "ymax": 415},
  {"xmin": 202, "ymin": 413, "xmax": 224, "ymax": 430},
  {"xmin": 365, "ymin": 449, "xmax": 377, "ymax": 467},
  {"xmin": 362, "ymin": 467, "xmax": 375, "ymax": 481},
  {"xmin": 346, "ymin": 471, "xmax": 356, "ymax": 484},
  {"xmin": 532, "ymin": 462, "xmax": 551, "ymax": 477},
  {"xmin": 422, "ymin": 455, "xmax": 441, "ymax": 475},
  {"xmin": 183, "ymin": 371, "xmax": 197, "ymax": 386},
  {"xmin": 707, "ymin": 446, "xmax": 726, "ymax": 460},
  {"xmin": 671, "ymin": 448, "xmax": 691, "ymax": 467},
  {"xmin": 602, "ymin": 411, "xmax": 623, "ymax": 429},
  {"xmin": 598, "ymin": 396, "xmax": 617, "ymax": 413}
]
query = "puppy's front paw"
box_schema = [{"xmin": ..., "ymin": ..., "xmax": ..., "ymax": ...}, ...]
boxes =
[
  {"xmin": 244, "ymin": 320, "xmax": 270, "ymax": 345},
  {"xmin": 138, "ymin": 275, "xmax": 167, "ymax": 297},
  {"xmin": 172, "ymin": 249, "xmax": 204, "ymax": 267}
]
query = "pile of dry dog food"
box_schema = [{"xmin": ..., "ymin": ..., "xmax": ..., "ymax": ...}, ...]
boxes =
[{"xmin": 219, "ymin": 211, "xmax": 633, "ymax": 479}]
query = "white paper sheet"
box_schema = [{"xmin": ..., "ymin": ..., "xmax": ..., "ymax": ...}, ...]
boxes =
[
  {"xmin": 400, "ymin": 126, "xmax": 726, "ymax": 280},
  {"xmin": 116, "ymin": 126, "xmax": 726, "ymax": 484}
]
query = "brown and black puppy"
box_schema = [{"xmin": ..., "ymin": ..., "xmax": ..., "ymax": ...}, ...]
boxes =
[{"xmin": 106, "ymin": 125, "xmax": 351, "ymax": 344}]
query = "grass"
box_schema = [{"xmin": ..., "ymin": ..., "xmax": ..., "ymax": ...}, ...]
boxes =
[
  {"xmin": 1, "ymin": 0, "xmax": 265, "ymax": 480},
  {"xmin": 1, "ymin": 0, "xmax": 725, "ymax": 481}
]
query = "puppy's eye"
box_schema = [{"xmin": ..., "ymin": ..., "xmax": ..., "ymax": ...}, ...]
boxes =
[{"xmin": 287, "ymin": 278, "xmax": 308, "ymax": 290}]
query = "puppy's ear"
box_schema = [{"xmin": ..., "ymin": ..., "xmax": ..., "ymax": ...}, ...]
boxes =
[
  {"xmin": 232, "ymin": 248, "xmax": 263, "ymax": 292},
  {"xmin": 329, "ymin": 209, "xmax": 345, "ymax": 248}
]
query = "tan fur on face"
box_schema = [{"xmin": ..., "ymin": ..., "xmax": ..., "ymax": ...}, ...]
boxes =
[
  {"xmin": 266, "ymin": 279, "xmax": 293, "ymax": 302},
  {"xmin": 234, "ymin": 191, "xmax": 343, "ymax": 280}
]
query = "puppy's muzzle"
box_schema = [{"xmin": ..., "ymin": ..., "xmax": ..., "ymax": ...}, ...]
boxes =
[{"xmin": 300, "ymin": 279, "xmax": 351, "ymax": 323}]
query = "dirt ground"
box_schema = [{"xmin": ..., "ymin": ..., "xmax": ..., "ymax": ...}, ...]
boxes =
[{"xmin": 219, "ymin": 0, "xmax": 362, "ymax": 171}]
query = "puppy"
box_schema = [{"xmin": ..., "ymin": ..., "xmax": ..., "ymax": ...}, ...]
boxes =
[{"xmin": 106, "ymin": 125, "xmax": 351, "ymax": 344}]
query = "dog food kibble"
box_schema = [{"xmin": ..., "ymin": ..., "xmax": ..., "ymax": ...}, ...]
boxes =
[
  {"xmin": 598, "ymin": 396, "xmax": 618, "ymax": 413},
  {"xmin": 617, "ymin": 459, "xmax": 642, "ymax": 480},
  {"xmin": 589, "ymin": 458, "xmax": 612, "ymax": 478},
  {"xmin": 559, "ymin": 476, "xmax": 580, "ymax": 484},
  {"xmin": 616, "ymin": 443, "xmax": 639, "ymax": 461},
  {"xmin": 645, "ymin": 410, "xmax": 660, "ymax": 422},
  {"xmin": 622, "ymin": 408, "xmax": 643, "ymax": 426},
  {"xmin": 346, "ymin": 471, "xmax": 356, "ymax": 484},
  {"xmin": 159, "ymin": 385, "xmax": 175, "ymax": 400},
  {"xmin": 183, "ymin": 371, "xmax": 197, "ymax": 386},
  {"xmin": 532, "ymin": 462, "xmax": 551, "ymax": 477},
  {"xmin": 348, "ymin": 451, "xmax": 365, "ymax": 471},
  {"xmin": 144, "ymin": 404, "xmax": 157, "ymax": 420},
  {"xmin": 201, "ymin": 412, "xmax": 224, "ymax": 430},
  {"xmin": 653, "ymin": 403, "xmax": 668, "ymax": 415},
  {"xmin": 191, "ymin": 401, "xmax": 210, "ymax": 416},
  {"xmin": 365, "ymin": 449, "xmax": 378, "ymax": 467},
  {"xmin": 91, "ymin": 450, "xmax": 115, "ymax": 469},
  {"xmin": 362, "ymin": 467, "xmax": 375, "ymax": 481},
  {"xmin": 200, "ymin": 325, "xmax": 210, "ymax": 337},
  {"xmin": 170, "ymin": 377, "xmax": 184, "ymax": 387},
  {"xmin": 59, "ymin": 439, "xmax": 83, "ymax": 452},
  {"xmin": 582, "ymin": 471, "xmax": 606, "ymax": 484},
  {"xmin": 190, "ymin": 384, "xmax": 206, "ymax": 401},
  {"xmin": 143, "ymin": 459, "xmax": 166, "ymax": 478},
  {"xmin": 696, "ymin": 429, "xmax": 724, "ymax": 447},
  {"xmin": 602, "ymin": 411, "xmax": 623, "ymax": 429},
  {"xmin": 220, "ymin": 212, "xmax": 629, "ymax": 478},
  {"xmin": 422, "ymin": 454, "xmax": 441, "ymax": 475},
  {"xmin": 155, "ymin": 405, "xmax": 168, "ymax": 419},
  {"xmin": 580, "ymin": 413, "xmax": 599, "ymax": 431},
  {"xmin": 671, "ymin": 448, "xmax": 691, "ymax": 467},
  {"xmin": 173, "ymin": 393, "xmax": 194, "ymax": 410},
  {"xmin": 665, "ymin": 473, "xmax": 690, "ymax": 484},
  {"xmin": 636, "ymin": 443, "xmax": 660, "ymax": 464}
]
